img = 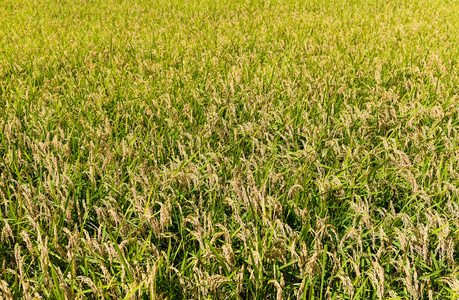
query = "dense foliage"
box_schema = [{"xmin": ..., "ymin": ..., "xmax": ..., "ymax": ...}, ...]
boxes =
[{"xmin": 1, "ymin": 0, "xmax": 459, "ymax": 298}]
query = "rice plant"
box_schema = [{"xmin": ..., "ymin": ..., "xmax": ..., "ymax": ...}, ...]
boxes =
[{"xmin": 1, "ymin": 0, "xmax": 459, "ymax": 299}]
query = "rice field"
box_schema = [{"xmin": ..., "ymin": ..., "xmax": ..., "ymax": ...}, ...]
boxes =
[{"xmin": 1, "ymin": 0, "xmax": 459, "ymax": 299}]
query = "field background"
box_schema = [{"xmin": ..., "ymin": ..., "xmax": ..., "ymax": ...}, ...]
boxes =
[{"xmin": 1, "ymin": 0, "xmax": 459, "ymax": 299}]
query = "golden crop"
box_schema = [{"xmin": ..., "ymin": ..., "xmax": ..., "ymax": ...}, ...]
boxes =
[{"xmin": 1, "ymin": 0, "xmax": 459, "ymax": 299}]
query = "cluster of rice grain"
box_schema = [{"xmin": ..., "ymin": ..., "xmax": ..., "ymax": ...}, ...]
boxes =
[{"xmin": 1, "ymin": 0, "xmax": 459, "ymax": 298}]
